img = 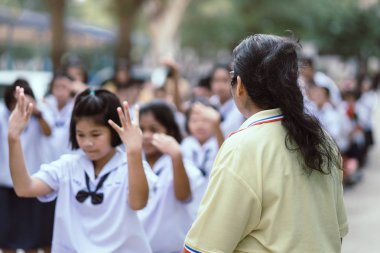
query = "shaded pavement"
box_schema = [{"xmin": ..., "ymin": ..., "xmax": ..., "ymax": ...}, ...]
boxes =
[{"xmin": 342, "ymin": 91, "xmax": 380, "ymax": 253}]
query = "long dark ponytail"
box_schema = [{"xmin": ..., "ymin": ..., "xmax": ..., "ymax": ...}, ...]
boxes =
[{"xmin": 232, "ymin": 34, "xmax": 340, "ymax": 174}]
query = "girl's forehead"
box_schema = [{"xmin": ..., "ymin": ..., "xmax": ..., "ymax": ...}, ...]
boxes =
[
  {"xmin": 140, "ymin": 112, "xmax": 165, "ymax": 127},
  {"xmin": 75, "ymin": 117, "xmax": 105, "ymax": 128}
]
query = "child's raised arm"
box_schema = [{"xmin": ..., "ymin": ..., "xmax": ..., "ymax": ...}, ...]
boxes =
[
  {"xmin": 8, "ymin": 87, "xmax": 54, "ymax": 197},
  {"xmin": 108, "ymin": 102, "xmax": 149, "ymax": 210},
  {"xmin": 152, "ymin": 133, "xmax": 191, "ymax": 202}
]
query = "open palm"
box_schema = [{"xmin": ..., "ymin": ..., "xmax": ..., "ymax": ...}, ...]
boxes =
[
  {"xmin": 108, "ymin": 102, "xmax": 143, "ymax": 153},
  {"xmin": 8, "ymin": 86, "xmax": 33, "ymax": 139}
]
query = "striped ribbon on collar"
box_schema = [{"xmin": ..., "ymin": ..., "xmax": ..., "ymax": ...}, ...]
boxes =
[
  {"xmin": 184, "ymin": 244, "xmax": 202, "ymax": 253},
  {"xmin": 228, "ymin": 114, "xmax": 284, "ymax": 138}
]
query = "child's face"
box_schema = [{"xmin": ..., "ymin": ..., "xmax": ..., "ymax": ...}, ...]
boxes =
[
  {"xmin": 188, "ymin": 110, "xmax": 213, "ymax": 145},
  {"xmin": 52, "ymin": 77, "xmax": 72, "ymax": 105},
  {"xmin": 140, "ymin": 112, "xmax": 167, "ymax": 156},
  {"xmin": 75, "ymin": 118, "xmax": 114, "ymax": 164},
  {"xmin": 309, "ymin": 86, "xmax": 328, "ymax": 108},
  {"xmin": 211, "ymin": 68, "xmax": 231, "ymax": 103}
]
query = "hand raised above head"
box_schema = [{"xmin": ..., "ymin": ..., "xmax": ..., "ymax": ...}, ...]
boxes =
[
  {"xmin": 8, "ymin": 86, "xmax": 34, "ymax": 140},
  {"xmin": 108, "ymin": 101, "xmax": 142, "ymax": 153}
]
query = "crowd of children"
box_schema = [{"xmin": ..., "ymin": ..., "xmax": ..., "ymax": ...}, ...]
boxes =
[{"xmin": 0, "ymin": 55, "xmax": 378, "ymax": 252}]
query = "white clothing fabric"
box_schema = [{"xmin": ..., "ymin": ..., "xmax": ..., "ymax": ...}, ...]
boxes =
[
  {"xmin": 137, "ymin": 155, "xmax": 204, "ymax": 253},
  {"xmin": 218, "ymin": 98, "xmax": 245, "ymax": 137},
  {"xmin": 43, "ymin": 95, "xmax": 75, "ymax": 161},
  {"xmin": 0, "ymin": 102, "xmax": 53, "ymax": 187},
  {"xmin": 33, "ymin": 148, "xmax": 155, "ymax": 253}
]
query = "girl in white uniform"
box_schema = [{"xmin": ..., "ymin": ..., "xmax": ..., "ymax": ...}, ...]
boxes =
[
  {"xmin": 182, "ymin": 100, "xmax": 224, "ymax": 177},
  {"xmin": 181, "ymin": 100, "xmax": 224, "ymax": 207},
  {"xmin": 0, "ymin": 80, "xmax": 55, "ymax": 253},
  {"xmin": 138, "ymin": 100, "xmax": 204, "ymax": 253},
  {"xmin": 8, "ymin": 88, "xmax": 155, "ymax": 253},
  {"xmin": 43, "ymin": 72, "xmax": 75, "ymax": 161}
]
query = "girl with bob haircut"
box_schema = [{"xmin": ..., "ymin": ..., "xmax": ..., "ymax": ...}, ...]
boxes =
[
  {"xmin": 184, "ymin": 34, "xmax": 348, "ymax": 253},
  {"xmin": 137, "ymin": 100, "xmax": 204, "ymax": 253},
  {"xmin": 8, "ymin": 88, "xmax": 154, "ymax": 253}
]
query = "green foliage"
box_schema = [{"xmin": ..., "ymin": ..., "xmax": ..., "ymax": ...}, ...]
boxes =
[{"xmin": 180, "ymin": 0, "xmax": 380, "ymax": 58}]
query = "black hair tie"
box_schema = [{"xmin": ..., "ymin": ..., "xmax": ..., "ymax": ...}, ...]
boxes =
[{"xmin": 76, "ymin": 171, "xmax": 111, "ymax": 205}]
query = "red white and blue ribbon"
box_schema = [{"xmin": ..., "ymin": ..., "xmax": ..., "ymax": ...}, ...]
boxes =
[
  {"xmin": 184, "ymin": 244, "xmax": 202, "ymax": 253},
  {"xmin": 228, "ymin": 114, "xmax": 284, "ymax": 138}
]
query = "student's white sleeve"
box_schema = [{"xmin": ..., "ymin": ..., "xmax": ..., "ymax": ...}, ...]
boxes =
[
  {"xmin": 184, "ymin": 168, "xmax": 261, "ymax": 253},
  {"xmin": 33, "ymin": 158, "xmax": 65, "ymax": 202}
]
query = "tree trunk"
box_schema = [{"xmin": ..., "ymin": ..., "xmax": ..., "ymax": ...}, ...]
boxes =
[
  {"xmin": 115, "ymin": 0, "xmax": 144, "ymax": 64},
  {"xmin": 47, "ymin": 0, "xmax": 66, "ymax": 71},
  {"xmin": 145, "ymin": 0, "xmax": 191, "ymax": 64}
]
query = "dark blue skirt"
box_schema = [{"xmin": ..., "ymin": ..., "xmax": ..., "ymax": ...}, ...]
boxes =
[{"xmin": 0, "ymin": 186, "xmax": 55, "ymax": 250}]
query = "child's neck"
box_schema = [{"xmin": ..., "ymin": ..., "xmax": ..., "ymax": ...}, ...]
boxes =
[
  {"xmin": 146, "ymin": 153, "xmax": 163, "ymax": 169},
  {"xmin": 93, "ymin": 148, "xmax": 116, "ymax": 177}
]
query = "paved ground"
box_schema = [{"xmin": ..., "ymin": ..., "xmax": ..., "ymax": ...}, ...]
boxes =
[{"xmin": 341, "ymin": 91, "xmax": 380, "ymax": 253}]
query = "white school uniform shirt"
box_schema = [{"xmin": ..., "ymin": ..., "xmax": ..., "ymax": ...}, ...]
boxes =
[
  {"xmin": 137, "ymin": 154, "xmax": 204, "ymax": 253},
  {"xmin": 313, "ymin": 102, "xmax": 351, "ymax": 152},
  {"xmin": 218, "ymin": 98, "xmax": 245, "ymax": 137},
  {"xmin": 43, "ymin": 95, "xmax": 75, "ymax": 161},
  {"xmin": 357, "ymin": 90, "xmax": 378, "ymax": 130},
  {"xmin": 33, "ymin": 147, "xmax": 156, "ymax": 253},
  {"xmin": 181, "ymin": 136, "xmax": 218, "ymax": 178},
  {"xmin": 0, "ymin": 102, "xmax": 53, "ymax": 187}
]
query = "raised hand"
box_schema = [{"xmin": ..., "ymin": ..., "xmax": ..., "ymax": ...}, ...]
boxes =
[
  {"xmin": 108, "ymin": 101, "xmax": 142, "ymax": 153},
  {"xmin": 8, "ymin": 86, "xmax": 33, "ymax": 140},
  {"xmin": 192, "ymin": 102, "xmax": 221, "ymax": 126},
  {"xmin": 152, "ymin": 133, "xmax": 181, "ymax": 158}
]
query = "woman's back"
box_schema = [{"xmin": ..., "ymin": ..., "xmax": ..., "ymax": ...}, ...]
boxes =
[{"xmin": 186, "ymin": 109, "xmax": 347, "ymax": 253}]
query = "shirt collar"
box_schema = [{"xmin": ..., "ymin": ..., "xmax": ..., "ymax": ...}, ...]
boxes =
[
  {"xmin": 152, "ymin": 155, "xmax": 171, "ymax": 175},
  {"xmin": 239, "ymin": 108, "xmax": 283, "ymax": 130},
  {"xmin": 186, "ymin": 136, "xmax": 217, "ymax": 150},
  {"xmin": 79, "ymin": 147, "xmax": 126, "ymax": 181}
]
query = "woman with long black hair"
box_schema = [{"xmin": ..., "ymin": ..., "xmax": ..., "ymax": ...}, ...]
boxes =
[{"xmin": 183, "ymin": 34, "xmax": 348, "ymax": 253}]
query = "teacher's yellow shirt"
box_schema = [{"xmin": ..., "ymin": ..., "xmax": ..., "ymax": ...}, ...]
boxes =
[{"xmin": 184, "ymin": 108, "xmax": 348, "ymax": 253}]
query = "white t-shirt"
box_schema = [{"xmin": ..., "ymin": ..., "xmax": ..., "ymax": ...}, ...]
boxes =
[
  {"xmin": 33, "ymin": 148, "xmax": 156, "ymax": 253},
  {"xmin": 137, "ymin": 155, "xmax": 204, "ymax": 253},
  {"xmin": 0, "ymin": 102, "xmax": 53, "ymax": 187}
]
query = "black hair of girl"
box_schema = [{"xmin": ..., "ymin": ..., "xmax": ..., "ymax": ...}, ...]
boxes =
[
  {"xmin": 232, "ymin": 34, "xmax": 340, "ymax": 174},
  {"xmin": 139, "ymin": 100, "xmax": 182, "ymax": 143},
  {"xmin": 69, "ymin": 89, "xmax": 122, "ymax": 149},
  {"xmin": 4, "ymin": 79, "xmax": 35, "ymax": 111},
  {"xmin": 210, "ymin": 63, "xmax": 231, "ymax": 79}
]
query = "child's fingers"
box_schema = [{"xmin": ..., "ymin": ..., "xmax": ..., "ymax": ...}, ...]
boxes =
[
  {"xmin": 25, "ymin": 103, "xmax": 33, "ymax": 119},
  {"xmin": 108, "ymin": 119, "xmax": 122, "ymax": 134},
  {"xmin": 18, "ymin": 88, "xmax": 26, "ymax": 113},
  {"xmin": 133, "ymin": 105, "xmax": 140, "ymax": 127},
  {"xmin": 117, "ymin": 107, "xmax": 127, "ymax": 129},
  {"xmin": 122, "ymin": 101, "xmax": 132, "ymax": 125}
]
